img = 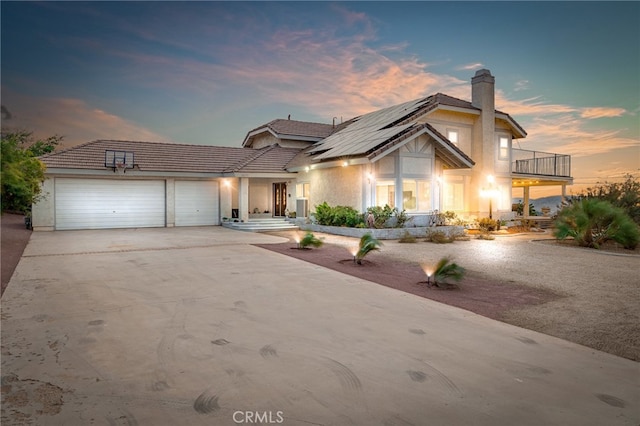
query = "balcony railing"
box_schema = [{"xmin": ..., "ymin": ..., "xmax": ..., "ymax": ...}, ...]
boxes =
[{"xmin": 511, "ymin": 148, "xmax": 571, "ymax": 177}]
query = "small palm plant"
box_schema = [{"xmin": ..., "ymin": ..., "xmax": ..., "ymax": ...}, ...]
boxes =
[
  {"xmin": 356, "ymin": 233, "xmax": 382, "ymax": 264},
  {"xmin": 298, "ymin": 232, "xmax": 324, "ymax": 249},
  {"xmin": 432, "ymin": 257, "xmax": 465, "ymax": 288}
]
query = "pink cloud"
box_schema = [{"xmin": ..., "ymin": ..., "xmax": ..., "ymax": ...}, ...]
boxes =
[
  {"xmin": 580, "ymin": 107, "xmax": 627, "ymax": 119},
  {"xmin": 1, "ymin": 89, "xmax": 172, "ymax": 148}
]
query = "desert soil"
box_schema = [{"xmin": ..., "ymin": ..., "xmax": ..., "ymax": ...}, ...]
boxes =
[{"xmin": 258, "ymin": 229, "xmax": 640, "ymax": 362}]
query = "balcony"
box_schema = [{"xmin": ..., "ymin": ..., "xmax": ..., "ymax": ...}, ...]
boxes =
[{"xmin": 511, "ymin": 149, "xmax": 571, "ymax": 178}]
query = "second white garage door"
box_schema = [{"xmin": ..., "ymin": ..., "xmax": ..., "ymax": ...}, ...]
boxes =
[{"xmin": 175, "ymin": 180, "xmax": 219, "ymax": 226}]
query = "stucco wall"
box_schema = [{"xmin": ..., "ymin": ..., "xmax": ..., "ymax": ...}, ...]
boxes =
[
  {"xmin": 308, "ymin": 165, "xmax": 364, "ymax": 212},
  {"xmin": 32, "ymin": 178, "xmax": 55, "ymax": 231}
]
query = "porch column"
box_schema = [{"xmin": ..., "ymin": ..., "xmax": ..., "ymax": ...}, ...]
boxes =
[
  {"xmin": 523, "ymin": 186, "xmax": 530, "ymax": 218},
  {"xmin": 219, "ymin": 179, "xmax": 232, "ymax": 220},
  {"xmin": 239, "ymin": 177, "xmax": 249, "ymax": 223},
  {"xmin": 561, "ymin": 184, "xmax": 567, "ymax": 204}
]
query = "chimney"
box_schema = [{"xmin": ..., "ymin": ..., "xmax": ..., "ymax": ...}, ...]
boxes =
[{"xmin": 471, "ymin": 69, "xmax": 495, "ymax": 111}]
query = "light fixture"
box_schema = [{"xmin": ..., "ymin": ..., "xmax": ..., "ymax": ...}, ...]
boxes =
[
  {"xmin": 223, "ymin": 179, "xmax": 231, "ymax": 188},
  {"xmin": 349, "ymin": 246, "xmax": 358, "ymax": 263},
  {"xmin": 342, "ymin": 161, "xmax": 349, "ymax": 167},
  {"xmin": 304, "ymin": 166, "xmax": 310, "ymax": 173}
]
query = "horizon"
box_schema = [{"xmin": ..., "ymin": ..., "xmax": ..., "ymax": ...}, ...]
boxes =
[{"xmin": 2, "ymin": 1, "xmax": 638, "ymax": 197}]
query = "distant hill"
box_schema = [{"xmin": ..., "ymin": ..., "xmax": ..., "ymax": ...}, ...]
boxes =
[{"xmin": 512, "ymin": 196, "xmax": 564, "ymax": 215}]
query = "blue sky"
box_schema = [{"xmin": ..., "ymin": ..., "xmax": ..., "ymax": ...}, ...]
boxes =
[{"xmin": 2, "ymin": 1, "xmax": 638, "ymax": 193}]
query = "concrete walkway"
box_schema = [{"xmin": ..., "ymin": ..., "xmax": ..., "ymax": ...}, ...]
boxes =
[{"xmin": 1, "ymin": 227, "xmax": 638, "ymax": 425}]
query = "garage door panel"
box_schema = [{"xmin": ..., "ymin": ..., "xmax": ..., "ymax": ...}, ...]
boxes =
[
  {"xmin": 175, "ymin": 181, "xmax": 219, "ymax": 226},
  {"xmin": 55, "ymin": 179, "xmax": 165, "ymax": 230}
]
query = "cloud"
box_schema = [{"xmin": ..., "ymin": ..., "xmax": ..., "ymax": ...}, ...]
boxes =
[
  {"xmin": 456, "ymin": 63, "xmax": 484, "ymax": 71},
  {"xmin": 1, "ymin": 89, "xmax": 171, "ymax": 148},
  {"xmin": 580, "ymin": 107, "xmax": 627, "ymax": 119}
]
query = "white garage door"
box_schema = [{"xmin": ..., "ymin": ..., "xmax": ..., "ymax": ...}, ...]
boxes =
[
  {"xmin": 175, "ymin": 180, "xmax": 219, "ymax": 226},
  {"xmin": 55, "ymin": 178, "xmax": 166, "ymax": 230}
]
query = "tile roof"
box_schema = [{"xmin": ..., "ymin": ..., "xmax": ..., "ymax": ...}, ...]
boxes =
[
  {"xmin": 39, "ymin": 140, "xmax": 299, "ymax": 174},
  {"xmin": 243, "ymin": 119, "xmax": 335, "ymax": 146}
]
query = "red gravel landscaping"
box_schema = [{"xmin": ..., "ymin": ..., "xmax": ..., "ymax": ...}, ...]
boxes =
[{"xmin": 255, "ymin": 239, "xmax": 560, "ymax": 322}]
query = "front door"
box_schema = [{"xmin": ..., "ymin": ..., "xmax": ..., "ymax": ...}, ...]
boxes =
[{"xmin": 273, "ymin": 182, "xmax": 287, "ymax": 216}]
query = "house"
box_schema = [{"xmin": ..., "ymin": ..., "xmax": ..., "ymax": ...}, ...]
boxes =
[{"xmin": 32, "ymin": 69, "xmax": 573, "ymax": 231}]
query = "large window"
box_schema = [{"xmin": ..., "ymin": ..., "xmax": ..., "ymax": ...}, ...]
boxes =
[
  {"xmin": 443, "ymin": 180, "xmax": 464, "ymax": 212},
  {"xmin": 376, "ymin": 181, "xmax": 395, "ymax": 208},
  {"xmin": 402, "ymin": 179, "xmax": 431, "ymax": 212}
]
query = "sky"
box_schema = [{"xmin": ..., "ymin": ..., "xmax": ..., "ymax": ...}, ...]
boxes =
[{"xmin": 1, "ymin": 1, "xmax": 639, "ymax": 196}]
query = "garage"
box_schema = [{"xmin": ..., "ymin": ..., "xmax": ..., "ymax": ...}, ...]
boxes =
[
  {"xmin": 55, "ymin": 178, "xmax": 166, "ymax": 230},
  {"xmin": 175, "ymin": 180, "xmax": 219, "ymax": 226}
]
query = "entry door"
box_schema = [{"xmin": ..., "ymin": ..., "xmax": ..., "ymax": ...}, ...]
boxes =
[{"xmin": 273, "ymin": 182, "xmax": 287, "ymax": 216}]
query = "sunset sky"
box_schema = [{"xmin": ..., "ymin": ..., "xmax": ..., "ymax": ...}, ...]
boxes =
[{"xmin": 2, "ymin": 1, "xmax": 638, "ymax": 196}]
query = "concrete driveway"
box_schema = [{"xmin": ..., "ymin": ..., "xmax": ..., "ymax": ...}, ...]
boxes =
[{"xmin": 1, "ymin": 227, "xmax": 638, "ymax": 425}]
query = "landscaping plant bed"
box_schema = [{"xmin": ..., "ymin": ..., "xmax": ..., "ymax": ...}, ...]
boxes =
[{"xmin": 255, "ymin": 240, "xmax": 560, "ymax": 321}]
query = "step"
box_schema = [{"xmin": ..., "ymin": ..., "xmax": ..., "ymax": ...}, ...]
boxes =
[{"xmin": 222, "ymin": 218, "xmax": 298, "ymax": 232}]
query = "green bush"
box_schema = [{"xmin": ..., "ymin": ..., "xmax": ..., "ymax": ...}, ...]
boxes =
[
  {"xmin": 314, "ymin": 202, "xmax": 363, "ymax": 227},
  {"xmin": 478, "ymin": 217, "xmax": 498, "ymax": 232},
  {"xmin": 569, "ymin": 174, "xmax": 640, "ymax": 225},
  {"xmin": 356, "ymin": 233, "xmax": 382, "ymax": 264},
  {"xmin": 554, "ymin": 198, "xmax": 639, "ymax": 250},
  {"xmin": 299, "ymin": 232, "xmax": 323, "ymax": 249},
  {"xmin": 432, "ymin": 257, "xmax": 465, "ymax": 288}
]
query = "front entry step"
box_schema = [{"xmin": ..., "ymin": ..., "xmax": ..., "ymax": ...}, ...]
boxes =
[{"xmin": 222, "ymin": 218, "xmax": 298, "ymax": 232}]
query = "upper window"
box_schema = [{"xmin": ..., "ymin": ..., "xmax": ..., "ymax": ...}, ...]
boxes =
[
  {"xmin": 447, "ymin": 130, "xmax": 459, "ymax": 146},
  {"xmin": 499, "ymin": 136, "xmax": 509, "ymax": 160}
]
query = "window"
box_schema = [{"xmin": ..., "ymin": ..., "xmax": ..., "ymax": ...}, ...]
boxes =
[
  {"xmin": 499, "ymin": 136, "xmax": 509, "ymax": 160},
  {"xmin": 443, "ymin": 181, "xmax": 464, "ymax": 212},
  {"xmin": 447, "ymin": 130, "xmax": 459, "ymax": 146},
  {"xmin": 376, "ymin": 181, "xmax": 395, "ymax": 208},
  {"xmin": 402, "ymin": 179, "xmax": 431, "ymax": 212},
  {"xmin": 296, "ymin": 183, "xmax": 310, "ymax": 198}
]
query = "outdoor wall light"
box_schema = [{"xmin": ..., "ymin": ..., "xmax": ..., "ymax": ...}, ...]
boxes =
[
  {"xmin": 342, "ymin": 161, "xmax": 349, "ymax": 167},
  {"xmin": 305, "ymin": 166, "xmax": 310, "ymax": 172},
  {"xmin": 366, "ymin": 172, "xmax": 374, "ymax": 183},
  {"xmin": 349, "ymin": 246, "xmax": 358, "ymax": 263},
  {"xmin": 223, "ymin": 179, "xmax": 231, "ymax": 188}
]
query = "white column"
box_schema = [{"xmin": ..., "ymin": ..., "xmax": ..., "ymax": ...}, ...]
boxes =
[
  {"xmin": 239, "ymin": 177, "xmax": 249, "ymax": 222},
  {"xmin": 165, "ymin": 178, "xmax": 175, "ymax": 227},
  {"xmin": 523, "ymin": 186, "xmax": 530, "ymax": 218},
  {"xmin": 219, "ymin": 178, "xmax": 232, "ymax": 220}
]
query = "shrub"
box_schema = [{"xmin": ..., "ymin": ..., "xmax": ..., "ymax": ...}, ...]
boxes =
[
  {"xmin": 569, "ymin": 174, "xmax": 640, "ymax": 225},
  {"xmin": 298, "ymin": 232, "xmax": 323, "ymax": 249},
  {"xmin": 554, "ymin": 198, "xmax": 639, "ymax": 249},
  {"xmin": 425, "ymin": 229, "xmax": 453, "ymax": 244},
  {"xmin": 314, "ymin": 202, "xmax": 363, "ymax": 227},
  {"xmin": 398, "ymin": 231, "xmax": 417, "ymax": 243},
  {"xmin": 356, "ymin": 233, "xmax": 382, "ymax": 264},
  {"xmin": 478, "ymin": 217, "xmax": 498, "ymax": 232},
  {"xmin": 432, "ymin": 257, "xmax": 465, "ymax": 288},
  {"xmin": 367, "ymin": 204, "xmax": 412, "ymax": 228}
]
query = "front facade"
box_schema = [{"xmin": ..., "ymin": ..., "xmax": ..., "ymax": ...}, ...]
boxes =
[{"xmin": 33, "ymin": 69, "xmax": 572, "ymax": 231}]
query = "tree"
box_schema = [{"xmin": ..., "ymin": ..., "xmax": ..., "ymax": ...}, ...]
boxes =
[{"xmin": 1, "ymin": 130, "xmax": 62, "ymax": 213}]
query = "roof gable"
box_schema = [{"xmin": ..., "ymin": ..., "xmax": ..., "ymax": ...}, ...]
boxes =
[{"xmin": 242, "ymin": 119, "xmax": 335, "ymax": 147}]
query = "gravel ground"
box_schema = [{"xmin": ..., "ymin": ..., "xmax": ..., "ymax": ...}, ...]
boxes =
[{"xmin": 266, "ymin": 230, "xmax": 640, "ymax": 361}]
